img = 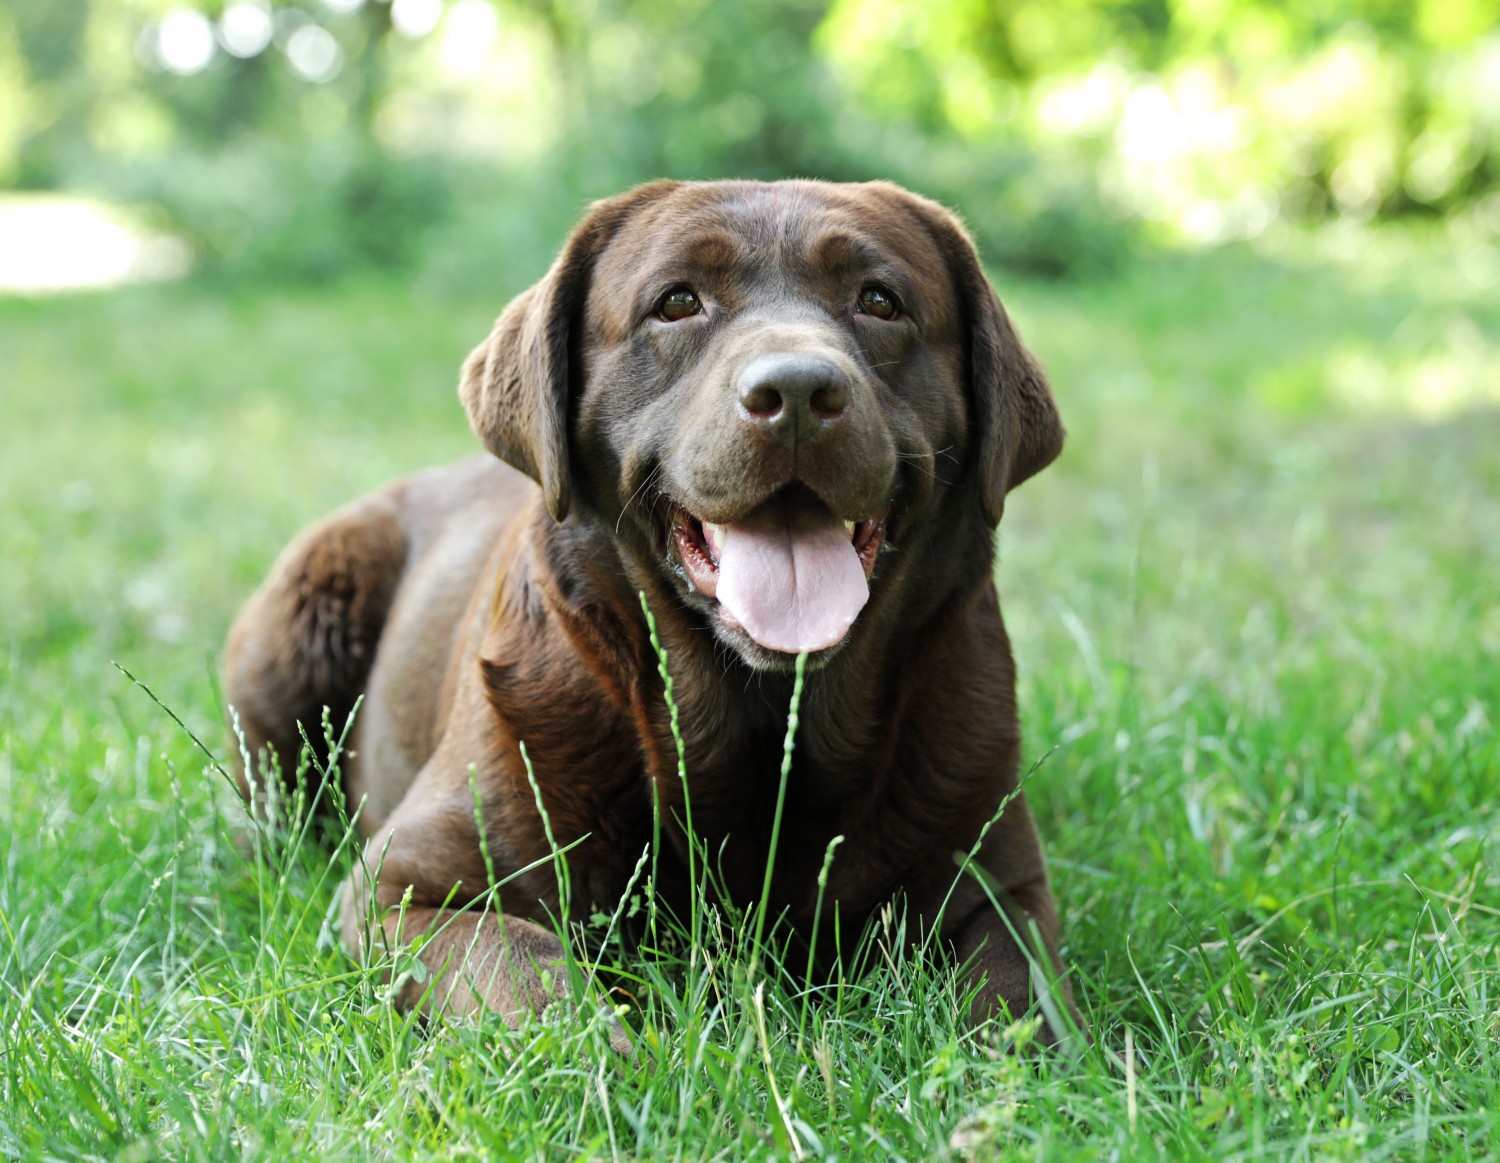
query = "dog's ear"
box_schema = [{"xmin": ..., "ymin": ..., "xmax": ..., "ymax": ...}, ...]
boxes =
[
  {"xmin": 460, "ymin": 181, "xmax": 681, "ymax": 522},
  {"xmin": 889, "ymin": 186, "xmax": 1064, "ymax": 527},
  {"xmin": 967, "ymin": 272, "xmax": 1065, "ymax": 525}
]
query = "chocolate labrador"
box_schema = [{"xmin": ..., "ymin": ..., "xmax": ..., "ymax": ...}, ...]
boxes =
[{"xmin": 223, "ymin": 179, "xmax": 1074, "ymax": 1045}]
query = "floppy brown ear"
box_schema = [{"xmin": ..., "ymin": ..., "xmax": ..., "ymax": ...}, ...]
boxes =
[
  {"xmin": 967, "ymin": 275, "xmax": 1065, "ymax": 525},
  {"xmin": 894, "ymin": 188, "xmax": 1065, "ymax": 526},
  {"xmin": 459, "ymin": 180, "xmax": 681, "ymax": 522}
]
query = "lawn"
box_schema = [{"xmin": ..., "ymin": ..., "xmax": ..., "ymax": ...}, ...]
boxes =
[{"xmin": 2, "ymin": 225, "xmax": 1497, "ymax": 1160}]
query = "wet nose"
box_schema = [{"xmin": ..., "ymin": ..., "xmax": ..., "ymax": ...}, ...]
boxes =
[{"xmin": 736, "ymin": 353, "xmax": 851, "ymax": 445}]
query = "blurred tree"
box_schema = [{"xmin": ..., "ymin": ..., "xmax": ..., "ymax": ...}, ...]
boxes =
[
  {"xmin": 821, "ymin": 0, "xmax": 1500, "ymax": 233},
  {"xmin": 501, "ymin": 0, "xmax": 1126, "ymax": 274},
  {"xmin": 539, "ymin": 0, "xmax": 847, "ymax": 183},
  {"xmin": 5, "ymin": 1, "xmax": 94, "ymax": 186}
]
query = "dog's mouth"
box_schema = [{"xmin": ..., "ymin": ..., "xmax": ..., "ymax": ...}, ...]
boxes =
[{"xmin": 668, "ymin": 488, "xmax": 887, "ymax": 655}]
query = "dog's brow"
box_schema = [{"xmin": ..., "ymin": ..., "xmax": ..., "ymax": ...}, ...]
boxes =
[
  {"xmin": 666, "ymin": 231, "xmax": 749, "ymax": 277},
  {"xmin": 805, "ymin": 231, "xmax": 885, "ymax": 275}
]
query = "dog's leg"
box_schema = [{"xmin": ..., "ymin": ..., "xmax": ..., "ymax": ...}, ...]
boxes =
[
  {"xmin": 341, "ymin": 881, "xmax": 567, "ymax": 1020},
  {"xmin": 339, "ymin": 877, "xmax": 634, "ymax": 1055},
  {"xmin": 953, "ymin": 874, "xmax": 1076, "ymax": 1041},
  {"xmin": 223, "ymin": 494, "xmax": 408, "ymax": 816},
  {"xmin": 949, "ymin": 794, "xmax": 1082, "ymax": 1047},
  {"xmin": 337, "ymin": 789, "xmax": 634, "ymax": 1055}
]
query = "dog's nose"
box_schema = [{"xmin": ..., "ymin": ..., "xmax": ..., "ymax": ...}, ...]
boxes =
[{"xmin": 736, "ymin": 353, "xmax": 850, "ymax": 443}]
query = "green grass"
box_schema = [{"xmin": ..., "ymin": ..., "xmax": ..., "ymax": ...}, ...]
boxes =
[{"xmin": 2, "ymin": 224, "xmax": 1498, "ymax": 1160}]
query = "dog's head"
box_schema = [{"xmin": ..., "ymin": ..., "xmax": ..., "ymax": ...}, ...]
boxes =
[{"xmin": 462, "ymin": 180, "xmax": 1063, "ymax": 669}]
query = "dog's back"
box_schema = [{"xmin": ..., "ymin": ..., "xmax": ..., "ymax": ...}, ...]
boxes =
[{"xmin": 223, "ymin": 455, "xmax": 527, "ymax": 822}]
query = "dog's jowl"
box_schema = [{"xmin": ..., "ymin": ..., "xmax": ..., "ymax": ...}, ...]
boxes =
[{"xmin": 223, "ymin": 179, "xmax": 1077, "ymax": 1046}]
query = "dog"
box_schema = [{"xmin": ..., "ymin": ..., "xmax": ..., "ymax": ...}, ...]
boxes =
[{"xmin": 223, "ymin": 178, "xmax": 1074, "ymax": 1046}]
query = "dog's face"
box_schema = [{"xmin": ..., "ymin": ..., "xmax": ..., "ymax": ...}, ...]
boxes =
[{"xmin": 462, "ymin": 180, "xmax": 1063, "ymax": 670}]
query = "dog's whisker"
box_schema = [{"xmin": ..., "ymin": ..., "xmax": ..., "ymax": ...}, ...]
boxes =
[
  {"xmin": 892, "ymin": 445, "xmax": 959, "ymax": 485},
  {"xmin": 894, "ymin": 447, "xmax": 942, "ymax": 480},
  {"xmin": 894, "ymin": 445, "xmax": 955, "ymax": 462},
  {"xmin": 617, "ymin": 465, "xmax": 666, "ymax": 535}
]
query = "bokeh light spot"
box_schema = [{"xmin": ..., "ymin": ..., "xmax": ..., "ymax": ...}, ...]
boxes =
[
  {"xmin": 286, "ymin": 24, "xmax": 344, "ymax": 83},
  {"xmin": 219, "ymin": 2, "xmax": 274, "ymax": 59},
  {"xmin": 392, "ymin": 0, "xmax": 443, "ymax": 40},
  {"xmin": 156, "ymin": 8, "xmax": 216, "ymax": 76},
  {"xmin": 439, "ymin": 0, "xmax": 499, "ymax": 72}
]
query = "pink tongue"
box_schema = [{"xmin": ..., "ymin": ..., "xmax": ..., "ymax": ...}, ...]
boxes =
[{"xmin": 713, "ymin": 500, "xmax": 869, "ymax": 653}]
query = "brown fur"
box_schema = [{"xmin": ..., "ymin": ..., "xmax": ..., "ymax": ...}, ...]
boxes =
[{"xmin": 223, "ymin": 179, "xmax": 1077, "ymax": 1047}]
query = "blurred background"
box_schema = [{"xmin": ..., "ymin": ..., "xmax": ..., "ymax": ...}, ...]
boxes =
[{"xmin": 3, "ymin": 0, "xmax": 1499, "ymax": 291}]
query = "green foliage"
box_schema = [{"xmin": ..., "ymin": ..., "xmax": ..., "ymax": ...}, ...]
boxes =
[
  {"xmin": 0, "ymin": 1, "xmax": 93, "ymax": 186},
  {"xmin": 10, "ymin": 0, "xmax": 1500, "ymax": 281},
  {"xmin": 823, "ymin": 0, "xmax": 1500, "ymax": 235},
  {"xmin": 7, "ymin": 0, "xmax": 1136, "ymax": 283},
  {"xmin": 110, "ymin": 131, "xmax": 453, "ymax": 283},
  {"xmin": 547, "ymin": 0, "xmax": 841, "ymax": 183},
  {"xmin": 871, "ymin": 136, "xmax": 1135, "ymax": 279}
]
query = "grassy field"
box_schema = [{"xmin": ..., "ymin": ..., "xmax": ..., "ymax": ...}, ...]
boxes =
[{"xmin": 2, "ymin": 224, "xmax": 1498, "ymax": 1160}]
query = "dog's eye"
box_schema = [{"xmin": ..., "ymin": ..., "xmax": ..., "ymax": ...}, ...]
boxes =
[
  {"xmin": 857, "ymin": 284, "xmax": 900, "ymax": 321},
  {"xmin": 656, "ymin": 287, "xmax": 703, "ymax": 322}
]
